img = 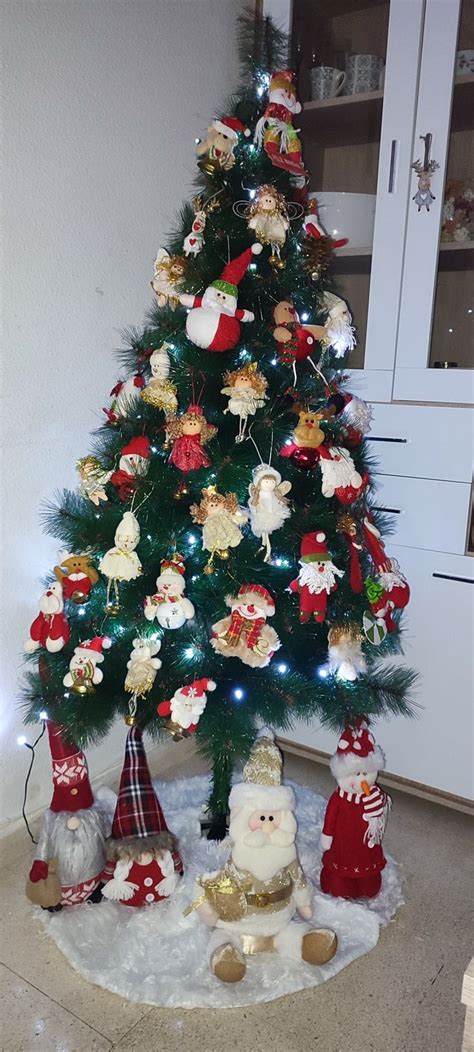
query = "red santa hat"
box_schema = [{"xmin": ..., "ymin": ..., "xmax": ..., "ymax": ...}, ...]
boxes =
[
  {"xmin": 179, "ymin": 677, "xmax": 216, "ymax": 700},
  {"xmin": 120, "ymin": 436, "xmax": 151, "ymax": 460},
  {"xmin": 47, "ymin": 721, "xmax": 94, "ymax": 813},
  {"xmin": 210, "ymin": 244, "xmax": 262, "ymax": 300},
  {"xmin": 229, "ymin": 728, "xmax": 295, "ymax": 812},
  {"xmin": 75, "ymin": 636, "xmax": 112, "ymax": 663},
  {"xmin": 212, "ymin": 115, "xmax": 250, "ymax": 140},
  {"xmin": 227, "ymin": 583, "xmax": 275, "ymax": 617},
  {"xmin": 300, "ymin": 531, "xmax": 331, "ymax": 563},
  {"xmin": 330, "ymin": 721, "xmax": 385, "ymax": 780},
  {"xmin": 108, "ymin": 727, "xmax": 179, "ymax": 857}
]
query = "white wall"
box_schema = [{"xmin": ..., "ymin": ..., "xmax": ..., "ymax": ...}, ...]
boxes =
[{"xmin": 1, "ymin": 0, "xmax": 244, "ymax": 829}]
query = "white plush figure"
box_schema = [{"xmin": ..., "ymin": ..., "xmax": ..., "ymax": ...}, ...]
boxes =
[
  {"xmin": 99, "ymin": 511, "xmax": 142, "ymax": 611},
  {"xmin": 321, "ymin": 292, "xmax": 356, "ymax": 357},
  {"xmin": 183, "ymin": 207, "xmax": 207, "ymax": 257},
  {"xmin": 221, "ymin": 362, "xmax": 268, "ymax": 442},
  {"xmin": 124, "ymin": 637, "xmax": 162, "ymax": 697},
  {"xmin": 141, "ymin": 343, "xmax": 178, "ymax": 413},
  {"xmin": 247, "ymin": 464, "xmax": 291, "ymax": 562},
  {"xmin": 327, "ymin": 625, "xmax": 367, "ymax": 682},
  {"xmin": 179, "ymin": 245, "xmax": 262, "ymax": 353},
  {"xmin": 157, "ymin": 677, "xmax": 216, "ymax": 737},
  {"xmin": 192, "ymin": 730, "xmax": 337, "ymax": 983},
  {"xmin": 104, "ymin": 375, "xmax": 144, "ymax": 424},
  {"xmin": 63, "ymin": 636, "xmax": 112, "ymax": 694},
  {"xmin": 24, "ymin": 582, "xmax": 70, "ymax": 654},
  {"xmin": 318, "ymin": 446, "xmax": 366, "ymax": 503},
  {"xmin": 144, "ymin": 553, "xmax": 195, "ymax": 630}
]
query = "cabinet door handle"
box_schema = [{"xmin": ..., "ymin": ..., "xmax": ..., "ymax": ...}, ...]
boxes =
[
  {"xmin": 432, "ymin": 573, "xmax": 474, "ymax": 585},
  {"xmin": 370, "ymin": 436, "xmax": 408, "ymax": 444},
  {"xmin": 372, "ymin": 505, "xmax": 401, "ymax": 515},
  {"xmin": 388, "ymin": 139, "xmax": 398, "ymax": 193}
]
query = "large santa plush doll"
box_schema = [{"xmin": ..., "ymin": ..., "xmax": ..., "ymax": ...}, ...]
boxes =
[
  {"xmin": 179, "ymin": 244, "xmax": 262, "ymax": 352},
  {"xmin": 320, "ymin": 722, "xmax": 391, "ymax": 900},
  {"xmin": 289, "ymin": 531, "xmax": 344, "ymax": 623},
  {"xmin": 101, "ymin": 726, "xmax": 183, "ymax": 907},
  {"xmin": 26, "ymin": 722, "xmax": 113, "ymax": 909},
  {"xmin": 192, "ymin": 729, "xmax": 337, "ymax": 983}
]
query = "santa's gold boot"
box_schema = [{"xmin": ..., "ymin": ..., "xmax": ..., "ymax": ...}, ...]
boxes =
[
  {"xmin": 211, "ymin": 942, "xmax": 246, "ymax": 983},
  {"xmin": 302, "ymin": 928, "xmax": 338, "ymax": 966}
]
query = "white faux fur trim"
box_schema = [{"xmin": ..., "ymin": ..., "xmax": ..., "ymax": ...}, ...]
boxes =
[
  {"xmin": 330, "ymin": 745, "xmax": 385, "ymax": 780},
  {"xmin": 229, "ymin": 782, "xmax": 295, "ymax": 812}
]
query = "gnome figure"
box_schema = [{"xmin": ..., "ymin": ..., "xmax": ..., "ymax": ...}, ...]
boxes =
[
  {"xmin": 320, "ymin": 723, "xmax": 391, "ymax": 900},
  {"xmin": 101, "ymin": 727, "xmax": 183, "ymax": 907},
  {"xmin": 26, "ymin": 723, "xmax": 112, "ymax": 909},
  {"xmin": 211, "ymin": 584, "xmax": 280, "ymax": 668},
  {"xmin": 289, "ymin": 532, "xmax": 344, "ymax": 623},
  {"xmin": 192, "ymin": 729, "xmax": 337, "ymax": 983},
  {"xmin": 179, "ymin": 244, "xmax": 262, "ymax": 352}
]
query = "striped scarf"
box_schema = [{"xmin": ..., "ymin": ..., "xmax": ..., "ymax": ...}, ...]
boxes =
[{"xmin": 224, "ymin": 610, "xmax": 265, "ymax": 650}]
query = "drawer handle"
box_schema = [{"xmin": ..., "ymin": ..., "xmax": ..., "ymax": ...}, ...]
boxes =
[
  {"xmin": 388, "ymin": 139, "xmax": 398, "ymax": 193},
  {"xmin": 372, "ymin": 505, "xmax": 401, "ymax": 515},
  {"xmin": 370, "ymin": 437, "xmax": 408, "ymax": 444},
  {"xmin": 432, "ymin": 573, "xmax": 474, "ymax": 585}
]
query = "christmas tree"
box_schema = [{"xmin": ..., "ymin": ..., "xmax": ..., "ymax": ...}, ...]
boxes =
[{"xmin": 22, "ymin": 10, "xmax": 415, "ymax": 838}]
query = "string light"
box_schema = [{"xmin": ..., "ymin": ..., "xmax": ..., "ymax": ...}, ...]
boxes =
[
  {"xmin": 277, "ymin": 663, "xmax": 288, "ymax": 674},
  {"xmin": 233, "ymin": 687, "xmax": 244, "ymax": 701},
  {"xmin": 78, "ymin": 607, "xmax": 86, "ymax": 617},
  {"xmin": 271, "ymin": 358, "xmax": 277, "ymax": 365},
  {"xmin": 18, "ymin": 719, "xmax": 47, "ymax": 842},
  {"xmin": 151, "ymin": 446, "xmax": 158, "ymax": 453},
  {"xmin": 17, "ymin": 735, "xmax": 27, "ymax": 746},
  {"xmin": 300, "ymin": 312, "xmax": 309, "ymax": 322},
  {"xmin": 317, "ymin": 666, "xmax": 329, "ymax": 679},
  {"xmin": 248, "ymin": 189, "xmax": 256, "ymax": 200},
  {"xmin": 188, "ymin": 533, "xmax": 197, "ymax": 545},
  {"xmin": 185, "ymin": 646, "xmax": 195, "ymax": 659},
  {"xmin": 39, "ymin": 710, "xmax": 48, "ymax": 720}
]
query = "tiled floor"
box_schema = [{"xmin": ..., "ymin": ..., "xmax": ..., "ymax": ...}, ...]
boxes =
[{"xmin": 0, "ymin": 745, "xmax": 471, "ymax": 1052}]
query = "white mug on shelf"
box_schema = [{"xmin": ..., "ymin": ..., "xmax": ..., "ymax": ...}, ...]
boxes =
[
  {"xmin": 310, "ymin": 66, "xmax": 346, "ymax": 101},
  {"xmin": 456, "ymin": 50, "xmax": 474, "ymax": 76}
]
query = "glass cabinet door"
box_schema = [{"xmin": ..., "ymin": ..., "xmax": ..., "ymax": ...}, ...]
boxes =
[
  {"xmin": 292, "ymin": 0, "xmax": 424, "ymax": 399},
  {"xmin": 394, "ymin": 0, "xmax": 474, "ymax": 404}
]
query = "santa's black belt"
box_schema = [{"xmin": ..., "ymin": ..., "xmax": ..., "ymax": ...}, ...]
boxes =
[{"xmin": 245, "ymin": 885, "xmax": 292, "ymax": 908}]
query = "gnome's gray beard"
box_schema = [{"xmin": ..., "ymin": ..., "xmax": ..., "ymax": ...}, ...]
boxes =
[
  {"xmin": 230, "ymin": 807, "xmax": 297, "ymax": 881},
  {"xmin": 44, "ymin": 808, "xmax": 106, "ymax": 885}
]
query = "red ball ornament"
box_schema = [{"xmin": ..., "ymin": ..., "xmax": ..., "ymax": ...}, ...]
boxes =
[{"xmin": 290, "ymin": 446, "xmax": 320, "ymax": 470}]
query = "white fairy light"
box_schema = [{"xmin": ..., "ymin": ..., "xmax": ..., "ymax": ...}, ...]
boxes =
[
  {"xmin": 277, "ymin": 663, "xmax": 288, "ymax": 674},
  {"xmin": 185, "ymin": 646, "xmax": 195, "ymax": 659},
  {"xmin": 248, "ymin": 189, "xmax": 256, "ymax": 200},
  {"xmin": 300, "ymin": 312, "xmax": 309, "ymax": 322},
  {"xmin": 39, "ymin": 710, "xmax": 48, "ymax": 721},
  {"xmin": 317, "ymin": 666, "xmax": 329, "ymax": 679},
  {"xmin": 188, "ymin": 534, "xmax": 197, "ymax": 544},
  {"xmin": 233, "ymin": 687, "xmax": 244, "ymax": 700},
  {"xmin": 17, "ymin": 735, "xmax": 27, "ymax": 746},
  {"xmin": 78, "ymin": 607, "xmax": 85, "ymax": 617}
]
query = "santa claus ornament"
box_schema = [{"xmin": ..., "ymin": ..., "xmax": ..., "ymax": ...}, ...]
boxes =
[
  {"xmin": 124, "ymin": 637, "xmax": 162, "ymax": 725},
  {"xmin": 157, "ymin": 677, "xmax": 216, "ymax": 739},
  {"xmin": 318, "ymin": 445, "xmax": 368, "ymax": 506},
  {"xmin": 362, "ymin": 515, "xmax": 410, "ymax": 642},
  {"xmin": 327, "ymin": 623, "xmax": 367, "ymax": 682},
  {"xmin": 272, "ymin": 300, "xmax": 325, "ymax": 384},
  {"xmin": 103, "ymin": 375, "xmax": 144, "ymax": 424},
  {"xmin": 26, "ymin": 722, "xmax": 110, "ymax": 909},
  {"xmin": 53, "ymin": 552, "xmax": 99, "ymax": 604},
  {"xmin": 98, "ymin": 511, "xmax": 142, "ymax": 613},
  {"xmin": 247, "ymin": 463, "xmax": 292, "ymax": 563},
  {"xmin": 319, "ymin": 292, "xmax": 357, "ymax": 358},
  {"xmin": 144, "ymin": 552, "xmax": 195, "ymax": 630},
  {"xmin": 289, "ymin": 532, "xmax": 344, "ymax": 624},
  {"xmin": 151, "ymin": 248, "xmax": 187, "ymax": 308},
  {"xmin": 190, "ymin": 485, "xmax": 247, "ymax": 573},
  {"xmin": 63, "ymin": 636, "xmax": 112, "ymax": 695},
  {"xmin": 166, "ymin": 404, "xmax": 217, "ymax": 496},
  {"xmin": 320, "ymin": 723, "xmax": 391, "ymax": 900},
  {"xmin": 211, "ymin": 584, "xmax": 280, "ymax": 668},
  {"xmin": 110, "ymin": 437, "xmax": 151, "ymax": 501},
  {"xmin": 302, "ymin": 197, "xmax": 349, "ymax": 279},
  {"xmin": 141, "ymin": 343, "xmax": 178, "ymax": 413},
  {"xmin": 24, "ymin": 582, "xmax": 70, "ymax": 654},
  {"xmin": 179, "ymin": 244, "xmax": 262, "ymax": 352},
  {"xmin": 76, "ymin": 455, "xmax": 112, "ymax": 506},
  {"xmin": 254, "ymin": 69, "xmax": 308, "ymax": 179},
  {"xmin": 102, "ymin": 726, "xmax": 183, "ymax": 907},
  {"xmin": 189, "ymin": 729, "xmax": 337, "ymax": 982},
  {"xmin": 221, "ymin": 361, "xmax": 268, "ymax": 442}
]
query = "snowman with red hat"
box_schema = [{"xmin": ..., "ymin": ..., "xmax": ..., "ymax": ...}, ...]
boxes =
[
  {"xmin": 26, "ymin": 723, "xmax": 113, "ymax": 910},
  {"xmin": 63, "ymin": 635, "xmax": 111, "ymax": 694},
  {"xmin": 320, "ymin": 722, "xmax": 391, "ymax": 900},
  {"xmin": 157, "ymin": 677, "xmax": 216, "ymax": 738},
  {"xmin": 101, "ymin": 727, "xmax": 183, "ymax": 907},
  {"xmin": 110, "ymin": 436, "xmax": 151, "ymax": 501},
  {"xmin": 179, "ymin": 244, "xmax": 262, "ymax": 352},
  {"xmin": 289, "ymin": 531, "xmax": 344, "ymax": 623}
]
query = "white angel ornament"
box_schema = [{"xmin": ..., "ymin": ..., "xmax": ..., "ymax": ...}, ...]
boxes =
[
  {"xmin": 247, "ymin": 464, "xmax": 292, "ymax": 562},
  {"xmin": 151, "ymin": 249, "xmax": 186, "ymax": 309},
  {"xmin": 234, "ymin": 184, "xmax": 301, "ymax": 268},
  {"xmin": 221, "ymin": 362, "xmax": 268, "ymax": 441},
  {"xmin": 98, "ymin": 511, "xmax": 142, "ymax": 613}
]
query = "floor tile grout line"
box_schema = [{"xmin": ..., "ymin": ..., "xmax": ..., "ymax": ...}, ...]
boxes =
[
  {"xmin": 108, "ymin": 1005, "xmax": 156, "ymax": 1050},
  {"xmin": 0, "ymin": 961, "xmax": 115, "ymax": 1047}
]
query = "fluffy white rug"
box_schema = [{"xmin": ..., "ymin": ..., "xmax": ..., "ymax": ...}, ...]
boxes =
[{"xmin": 39, "ymin": 775, "xmax": 403, "ymax": 1008}]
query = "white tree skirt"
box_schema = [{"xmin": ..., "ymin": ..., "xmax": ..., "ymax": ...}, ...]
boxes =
[{"xmin": 39, "ymin": 775, "xmax": 403, "ymax": 1009}]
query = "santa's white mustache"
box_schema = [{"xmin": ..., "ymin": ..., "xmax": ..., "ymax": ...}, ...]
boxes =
[{"xmin": 242, "ymin": 827, "xmax": 294, "ymax": 848}]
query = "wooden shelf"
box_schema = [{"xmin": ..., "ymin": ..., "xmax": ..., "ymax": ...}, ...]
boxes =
[
  {"xmin": 301, "ymin": 90, "xmax": 383, "ymax": 146},
  {"xmin": 439, "ymin": 240, "xmax": 474, "ymax": 252},
  {"xmin": 334, "ymin": 245, "xmax": 372, "ymax": 257}
]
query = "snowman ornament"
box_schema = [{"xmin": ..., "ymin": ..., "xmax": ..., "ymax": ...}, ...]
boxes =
[
  {"xmin": 179, "ymin": 244, "xmax": 262, "ymax": 352},
  {"xmin": 63, "ymin": 636, "xmax": 112, "ymax": 694},
  {"xmin": 144, "ymin": 553, "xmax": 195, "ymax": 630}
]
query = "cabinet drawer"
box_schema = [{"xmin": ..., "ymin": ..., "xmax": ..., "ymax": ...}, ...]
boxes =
[
  {"xmin": 372, "ymin": 475, "xmax": 471, "ymax": 554},
  {"xmin": 367, "ymin": 403, "xmax": 473, "ymax": 482}
]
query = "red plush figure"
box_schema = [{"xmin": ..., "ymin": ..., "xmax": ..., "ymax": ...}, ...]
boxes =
[
  {"xmin": 166, "ymin": 406, "xmax": 217, "ymax": 492},
  {"xmin": 157, "ymin": 677, "xmax": 216, "ymax": 738},
  {"xmin": 289, "ymin": 531, "xmax": 344, "ymax": 623},
  {"xmin": 24, "ymin": 582, "xmax": 70, "ymax": 654},
  {"xmin": 179, "ymin": 244, "xmax": 262, "ymax": 352},
  {"xmin": 103, "ymin": 374, "xmax": 144, "ymax": 424},
  {"xmin": 110, "ymin": 436, "xmax": 151, "ymax": 501},
  {"xmin": 303, "ymin": 198, "xmax": 348, "ymax": 249},
  {"xmin": 318, "ymin": 445, "xmax": 368, "ymax": 505},
  {"xmin": 363, "ymin": 515, "xmax": 410, "ymax": 632},
  {"xmin": 320, "ymin": 723, "xmax": 391, "ymax": 900},
  {"xmin": 101, "ymin": 726, "xmax": 183, "ymax": 907},
  {"xmin": 337, "ymin": 513, "xmax": 364, "ymax": 593},
  {"xmin": 254, "ymin": 69, "xmax": 308, "ymax": 178}
]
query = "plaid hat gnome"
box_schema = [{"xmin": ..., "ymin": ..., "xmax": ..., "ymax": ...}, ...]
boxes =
[{"xmin": 102, "ymin": 726, "xmax": 183, "ymax": 907}]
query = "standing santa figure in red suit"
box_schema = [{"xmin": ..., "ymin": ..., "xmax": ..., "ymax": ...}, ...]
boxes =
[
  {"xmin": 289, "ymin": 531, "xmax": 344, "ymax": 623},
  {"xmin": 101, "ymin": 726, "xmax": 183, "ymax": 907},
  {"xmin": 320, "ymin": 722, "xmax": 391, "ymax": 900}
]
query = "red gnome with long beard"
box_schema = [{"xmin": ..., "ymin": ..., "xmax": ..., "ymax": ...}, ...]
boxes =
[
  {"xmin": 101, "ymin": 726, "xmax": 183, "ymax": 907},
  {"xmin": 289, "ymin": 531, "xmax": 344, "ymax": 623},
  {"xmin": 320, "ymin": 722, "xmax": 391, "ymax": 900},
  {"xmin": 26, "ymin": 723, "xmax": 112, "ymax": 909}
]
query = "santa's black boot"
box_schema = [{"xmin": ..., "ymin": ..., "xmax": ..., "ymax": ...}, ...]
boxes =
[
  {"xmin": 86, "ymin": 883, "xmax": 104, "ymax": 904},
  {"xmin": 42, "ymin": 903, "xmax": 63, "ymax": 913}
]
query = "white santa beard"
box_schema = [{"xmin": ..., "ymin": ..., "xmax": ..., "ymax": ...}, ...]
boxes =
[
  {"xmin": 320, "ymin": 449, "xmax": 361, "ymax": 489},
  {"xmin": 170, "ymin": 696, "xmax": 206, "ymax": 728},
  {"xmin": 298, "ymin": 561, "xmax": 343, "ymax": 595},
  {"xmin": 45, "ymin": 808, "xmax": 106, "ymax": 885},
  {"xmin": 230, "ymin": 808, "xmax": 297, "ymax": 881},
  {"xmin": 378, "ymin": 570, "xmax": 406, "ymax": 591}
]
